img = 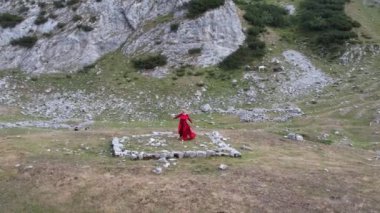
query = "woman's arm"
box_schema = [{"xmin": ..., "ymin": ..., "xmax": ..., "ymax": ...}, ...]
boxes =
[
  {"xmin": 174, "ymin": 113, "xmax": 182, "ymax": 119},
  {"xmin": 188, "ymin": 116, "xmax": 193, "ymax": 123}
]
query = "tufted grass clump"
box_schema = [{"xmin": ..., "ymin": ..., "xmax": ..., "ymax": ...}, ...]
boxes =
[
  {"xmin": 10, "ymin": 36, "xmax": 38, "ymax": 48},
  {"xmin": 186, "ymin": 0, "xmax": 225, "ymax": 19},
  {"xmin": 0, "ymin": 13, "xmax": 24, "ymax": 28},
  {"xmin": 132, "ymin": 54, "xmax": 168, "ymax": 70}
]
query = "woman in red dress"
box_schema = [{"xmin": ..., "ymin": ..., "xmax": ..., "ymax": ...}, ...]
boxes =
[{"xmin": 174, "ymin": 110, "xmax": 196, "ymax": 141}]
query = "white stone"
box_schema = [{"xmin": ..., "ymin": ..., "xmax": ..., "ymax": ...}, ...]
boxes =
[
  {"xmin": 152, "ymin": 167, "xmax": 162, "ymax": 175},
  {"xmin": 218, "ymin": 164, "xmax": 228, "ymax": 170}
]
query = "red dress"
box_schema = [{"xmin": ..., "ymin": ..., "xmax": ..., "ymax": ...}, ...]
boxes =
[{"xmin": 174, "ymin": 113, "xmax": 196, "ymax": 141}]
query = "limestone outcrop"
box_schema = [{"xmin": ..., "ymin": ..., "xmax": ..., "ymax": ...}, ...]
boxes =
[{"xmin": 0, "ymin": 0, "xmax": 245, "ymax": 74}]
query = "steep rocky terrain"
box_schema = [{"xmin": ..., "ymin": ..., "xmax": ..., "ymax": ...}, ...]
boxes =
[{"xmin": 0, "ymin": 0, "xmax": 244, "ymax": 74}]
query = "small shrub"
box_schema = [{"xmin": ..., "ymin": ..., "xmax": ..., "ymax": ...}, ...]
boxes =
[
  {"xmin": 57, "ymin": 22, "xmax": 66, "ymax": 29},
  {"xmin": 77, "ymin": 24, "xmax": 94, "ymax": 32},
  {"xmin": 49, "ymin": 13, "xmax": 58, "ymax": 19},
  {"xmin": 187, "ymin": 0, "xmax": 225, "ymax": 19},
  {"xmin": 72, "ymin": 15, "xmax": 82, "ymax": 22},
  {"xmin": 31, "ymin": 76, "xmax": 38, "ymax": 81},
  {"xmin": 38, "ymin": 2, "xmax": 47, "ymax": 8},
  {"xmin": 247, "ymin": 27, "xmax": 265, "ymax": 37},
  {"xmin": 78, "ymin": 64, "xmax": 95, "ymax": 74},
  {"xmin": 42, "ymin": 32, "xmax": 52, "ymax": 37},
  {"xmin": 247, "ymin": 38, "xmax": 265, "ymax": 52},
  {"xmin": 188, "ymin": 47, "xmax": 202, "ymax": 55},
  {"xmin": 89, "ymin": 16, "xmax": 97, "ymax": 23},
  {"xmin": 0, "ymin": 13, "xmax": 24, "ymax": 28},
  {"xmin": 84, "ymin": 64, "xmax": 95, "ymax": 69},
  {"xmin": 10, "ymin": 36, "xmax": 38, "ymax": 48},
  {"xmin": 67, "ymin": 0, "xmax": 80, "ymax": 6},
  {"xmin": 34, "ymin": 15, "xmax": 48, "ymax": 25},
  {"xmin": 18, "ymin": 6, "xmax": 29, "ymax": 13},
  {"xmin": 132, "ymin": 54, "xmax": 168, "ymax": 70},
  {"xmin": 196, "ymin": 82, "xmax": 205, "ymax": 87},
  {"xmin": 53, "ymin": 1, "xmax": 66, "ymax": 8},
  {"xmin": 170, "ymin": 23, "xmax": 179, "ymax": 32}
]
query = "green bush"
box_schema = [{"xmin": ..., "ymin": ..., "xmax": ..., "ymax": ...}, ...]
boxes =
[
  {"xmin": 297, "ymin": 0, "xmax": 360, "ymax": 54},
  {"xmin": 132, "ymin": 54, "xmax": 168, "ymax": 69},
  {"xmin": 247, "ymin": 27, "xmax": 265, "ymax": 37},
  {"xmin": 0, "ymin": 13, "xmax": 24, "ymax": 28},
  {"xmin": 219, "ymin": 47, "xmax": 253, "ymax": 70},
  {"xmin": 188, "ymin": 47, "xmax": 202, "ymax": 55},
  {"xmin": 10, "ymin": 36, "xmax": 38, "ymax": 48},
  {"xmin": 220, "ymin": 2, "xmax": 288, "ymax": 70},
  {"xmin": 243, "ymin": 3, "xmax": 289, "ymax": 28},
  {"xmin": 187, "ymin": 0, "xmax": 225, "ymax": 18}
]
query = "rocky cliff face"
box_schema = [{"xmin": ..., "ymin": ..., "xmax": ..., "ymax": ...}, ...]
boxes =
[
  {"xmin": 123, "ymin": 0, "xmax": 245, "ymax": 76},
  {"xmin": 0, "ymin": 0, "xmax": 245, "ymax": 74}
]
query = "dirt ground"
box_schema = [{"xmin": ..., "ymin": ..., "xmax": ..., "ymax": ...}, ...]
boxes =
[{"xmin": 0, "ymin": 128, "xmax": 379, "ymax": 213}]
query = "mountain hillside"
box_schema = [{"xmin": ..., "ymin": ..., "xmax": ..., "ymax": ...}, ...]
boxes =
[{"xmin": 0, "ymin": 0, "xmax": 380, "ymax": 212}]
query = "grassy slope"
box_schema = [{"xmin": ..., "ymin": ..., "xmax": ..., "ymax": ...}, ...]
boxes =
[{"xmin": 346, "ymin": 0, "xmax": 380, "ymax": 42}]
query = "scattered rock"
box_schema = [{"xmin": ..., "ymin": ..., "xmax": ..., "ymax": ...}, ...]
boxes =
[
  {"xmin": 218, "ymin": 164, "xmax": 228, "ymax": 170},
  {"xmin": 240, "ymin": 145, "xmax": 253, "ymax": 151},
  {"xmin": 200, "ymin": 104, "xmax": 212, "ymax": 113},
  {"xmin": 287, "ymin": 133, "xmax": 304, "ymax": 141},
  {"xmin": 284, "ymin": 4, "xmax": 296, "ymax": 15},
  {"xmin": 152, "ymin": 167, "xmax": 162, "ymax": 175},
  {"xmin": 25, "ymin": 165, "xmax": 33, "ymax": 169}
]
